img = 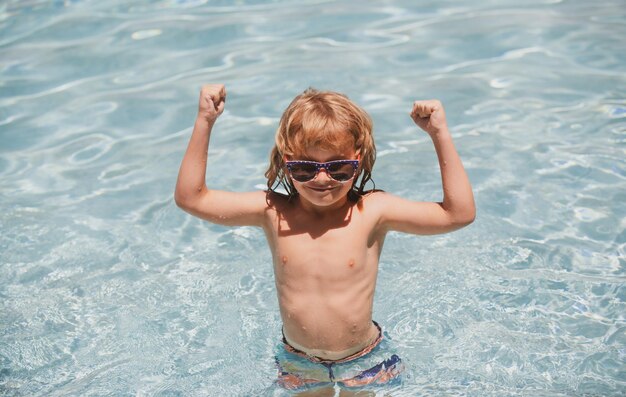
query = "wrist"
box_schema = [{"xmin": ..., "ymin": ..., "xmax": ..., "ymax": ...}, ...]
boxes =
[
  {"xmin": 428, "ymin": 125, "xmax": 451, "ymax": 140},
  {"xmin": 195, "ymin": 115, "xmax": 216, "ymax": 130}
]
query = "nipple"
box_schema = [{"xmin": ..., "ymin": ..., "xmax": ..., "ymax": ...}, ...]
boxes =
[
  {"xmin": 348, "ymin": 259, "xmax": 355, "ymax": 268},
  {"xmin": 281, "ymin": 255, "xmax": 288, "ymax": 265}
]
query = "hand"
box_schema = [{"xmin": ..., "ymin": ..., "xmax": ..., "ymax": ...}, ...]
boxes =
[
  {"xmin": 410, "ymin": 100, "xmax": 448, "ymax": 137},
  {"xmin": 198, "ymin": 84, "xmax": 226, "ymax": 123}
]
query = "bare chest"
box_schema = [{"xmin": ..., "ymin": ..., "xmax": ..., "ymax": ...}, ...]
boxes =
[{"xmin": 267, "ymin": 211, "xmax": 383, "ymax": 283}]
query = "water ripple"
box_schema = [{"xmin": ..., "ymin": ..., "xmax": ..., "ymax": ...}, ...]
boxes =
[{"xmin": 2, "ymin": 0, "xmax": 626, "ymax": 395}]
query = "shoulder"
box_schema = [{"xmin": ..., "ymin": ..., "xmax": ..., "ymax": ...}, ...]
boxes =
[
  {"xmin": 265, "ymin": 190, "xmax": 293, "ymax": 208},
  {"xmin": 361, "ymin": 190, "xmax": 433, "ymax": 216},
  {"xmin": 359, "ymin": 190, "xmax": 434, "ymax": 231},
  {"xmin": 359, "ymin": 189, "xmax": 394, "ymax": 208},
  {"xmin": 354, "ymin": 189, "xmax": 395, "ymax": 221},
  {"xmin": 263, "ymin": 190, "xmax": 300, "ymax": 219}
]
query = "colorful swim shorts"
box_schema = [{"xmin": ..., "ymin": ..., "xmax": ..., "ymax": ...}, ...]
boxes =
[{"xmin": 275, "ymin": 321, "xmax": 404, "ymax": 390}]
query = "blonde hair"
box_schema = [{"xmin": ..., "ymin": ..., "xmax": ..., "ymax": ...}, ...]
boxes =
[{"xmin": 265, "ymin": 88, "xmax": 376, "ymax": 200}]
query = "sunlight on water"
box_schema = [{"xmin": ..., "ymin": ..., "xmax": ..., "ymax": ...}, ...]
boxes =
[{"xmin": 1, "ymin": 0, "xmax": 625, "ymax": 395}]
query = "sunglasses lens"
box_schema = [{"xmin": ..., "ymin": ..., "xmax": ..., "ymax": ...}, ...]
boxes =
[
  {"xmin": 327, "ymin": 162, "xmax": 356, "ymax": 181},
  {"xmin": 287, "ymin": 161, "xmax": 357, "ymax": 183},
  {"xmin": 289, "ymin": 163, "xmax": 317, "ymax": 182}
]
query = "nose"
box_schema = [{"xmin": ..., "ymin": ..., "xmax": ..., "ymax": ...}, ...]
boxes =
[{"xmin": 314, "ymin": 167, "xmax": 333, "ymax": 182}]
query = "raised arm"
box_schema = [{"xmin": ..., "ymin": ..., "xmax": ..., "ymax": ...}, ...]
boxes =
[
  {"xmin": 376, "ymin": 100, "xmax": 475, "ymax": 235},
  {"xmin": 174, "ymin": 84, "xmax": 267, "ymax": 227}
]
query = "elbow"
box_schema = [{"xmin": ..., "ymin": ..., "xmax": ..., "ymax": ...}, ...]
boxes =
[
  {"xmin": 174, "ymin": 190, "xmax": 186, "ymax": 209},
  {"xmin": 453, "ymin": 206, "xmax": 476, "ymax": 228},
  {"xmin": 444, "ymin": 200, "xmax": 475, "ymax": 229},
  {"xmin": 456, "ymin": 214, "xmax": 475, "ymax": 228},
  {"xmin": 174, "ymin": 190, "xmax": 189, "ymax": 211},
  {"xmin": 174, "ymin": 188, "xmax": 196, "ymax": 211},
  {"xmin": 174, "ymin": 185, "xmax": 208, "ymax": 213}
]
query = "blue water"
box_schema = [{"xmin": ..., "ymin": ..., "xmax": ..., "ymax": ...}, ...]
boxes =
[{"xmin": 1, "ymin": 0, "xmax": 625, "ymax": 396}]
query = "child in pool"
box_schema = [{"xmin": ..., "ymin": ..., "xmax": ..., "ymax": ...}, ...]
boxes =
[{"xmin": 175, "ymin": 84, "xmax": 475, "ymax": 390}]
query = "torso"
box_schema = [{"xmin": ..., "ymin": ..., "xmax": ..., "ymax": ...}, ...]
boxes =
[{"xmin": 262, "ymin": 191, "xmax": 387, "ymax": 359}]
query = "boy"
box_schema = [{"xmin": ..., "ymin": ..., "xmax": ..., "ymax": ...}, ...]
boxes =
[{"xmin": 175, "ymin": 84, "xmax": 475, "ymax": 390}]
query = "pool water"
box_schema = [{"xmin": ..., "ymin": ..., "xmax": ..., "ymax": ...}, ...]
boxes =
[{"xmin": 1, "ymin": 0, "xmax": 625, "ymax": 395}]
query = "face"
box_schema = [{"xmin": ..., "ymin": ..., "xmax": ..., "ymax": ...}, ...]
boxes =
[{"xmin": 286, "ymin": 146, "xmax": 358, "ymax": 211}]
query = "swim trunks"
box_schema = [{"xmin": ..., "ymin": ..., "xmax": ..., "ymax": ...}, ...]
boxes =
[{"xmin": 275, "ymin": 321, "xmax": 404, "ymax": 390}]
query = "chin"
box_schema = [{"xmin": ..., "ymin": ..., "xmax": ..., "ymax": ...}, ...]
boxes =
[
  {"xmin": 298, "ymin": 185, "xmax": 350, "ymax": 207},
  {"xmin": 308, "ymin": 197, "xmax": 342, "ymax": 207}
]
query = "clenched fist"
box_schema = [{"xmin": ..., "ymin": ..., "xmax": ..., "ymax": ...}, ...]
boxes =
[
  {"xmin": 198, "ymin": 84, "xmax": 226, "ymax": 123},
  {"xmin": 410, "ymin": 100, "xmax": 448, "ymax": 137}
]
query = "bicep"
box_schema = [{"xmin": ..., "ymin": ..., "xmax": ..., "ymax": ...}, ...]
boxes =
[
  {"xmin": 372, "ymin": 192, "xmax": 463, "ymax": 235},
  {"xmin": 177, "ymin": 189, "xmax": 269, "ymax": 227}
]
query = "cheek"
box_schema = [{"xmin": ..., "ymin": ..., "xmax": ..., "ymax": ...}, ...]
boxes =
[{"xmin": 291, "ymin": 182, "xmax": 304, "ymax": 195}]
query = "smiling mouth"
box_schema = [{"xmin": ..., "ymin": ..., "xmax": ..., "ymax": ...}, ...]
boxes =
[{"xmin": 308, "ymin": 186, "xmax": 337, "ymax": 192}]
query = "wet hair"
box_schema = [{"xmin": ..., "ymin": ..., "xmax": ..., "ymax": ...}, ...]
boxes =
[{"xmin": 265, "ymin": 88, "xmax": 376, "ymax": 201}]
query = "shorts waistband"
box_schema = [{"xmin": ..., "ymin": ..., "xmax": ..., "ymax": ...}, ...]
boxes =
[{"xmin": 281, "ymin": 321, "xmax": 383, "ymax": 364}]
